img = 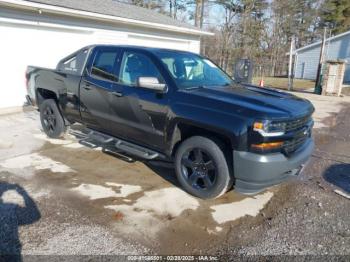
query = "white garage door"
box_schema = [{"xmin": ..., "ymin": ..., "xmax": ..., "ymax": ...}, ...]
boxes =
[
  {"xmin": 0, "ymin": 23, "xmax": 98, "ymax": 108},
  {"xmin": 0, "ymin": 21, "xmax": 199, "ymax": 109},
  {"xmin": 126, "ymin": 34, "xmax": 191, "ymax": 51}
]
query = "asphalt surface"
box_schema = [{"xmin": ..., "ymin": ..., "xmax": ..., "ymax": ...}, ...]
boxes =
[{"xmin": 0, "ymin": 92, "xmax": 349, "ymax": 260}]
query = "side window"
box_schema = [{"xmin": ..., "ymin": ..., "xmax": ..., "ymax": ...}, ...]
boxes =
[
  {"xmin": 162, "ymin": 58, "xmax": 176, "ymax": 78},
  {"xmin": 58, "ymin": 49, "xmax": 88, "ymax": 74},
  {"xmin": 62, "ymin": 56, "xmax": 78, "ymax": 73},
  {"xmin": 91, "ymin": 50, "xmax": 118, "ymax": 82},
  {"xmin": 119, "ymin": 52, "xmax": 163, "ymax": 86},
  {"xmin": 160, "ymin": 57, "xmax": 205, "ymax": 80}
]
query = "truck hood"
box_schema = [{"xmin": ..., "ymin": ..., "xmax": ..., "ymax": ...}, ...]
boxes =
[{"xmin": 179, "ymin": 84, "xmax": 314, "ymax": 119}]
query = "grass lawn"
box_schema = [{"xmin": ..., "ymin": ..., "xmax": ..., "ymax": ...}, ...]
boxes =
[{"xmin": 252, "ymin": 77, "xmax": 316, "ymax": 91}]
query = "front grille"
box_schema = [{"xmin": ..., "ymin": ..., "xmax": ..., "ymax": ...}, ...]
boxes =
[
  {"xmin": 282, "ymin": 114, "xmax": 312, "ymax": 155},
  {"xmin": 285, "ymin": 114, "xmax": 311, "ymax": 132},
  {"xmin": 283, "ymin": 135, "xmax": 308, "ymax": 155}
]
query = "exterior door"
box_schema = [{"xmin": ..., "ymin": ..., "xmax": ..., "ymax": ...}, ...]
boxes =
[
  {"xmin": 325, "ymin": 64, "xmax": 338, "ymax": 94},
  {"xmin": 80, "ymin": 47, "xmax": 121, "ymax": 133},
  {"xmin": 110, "ymin": 49, "xmax": 169, "ymax": 150}
]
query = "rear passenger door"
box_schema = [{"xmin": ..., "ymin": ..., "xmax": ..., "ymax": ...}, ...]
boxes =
[{"xmin": 80, "ymin": 47, "xmax": 121, "ymax": 133}]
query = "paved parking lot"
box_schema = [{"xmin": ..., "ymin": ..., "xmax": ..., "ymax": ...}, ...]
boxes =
[{"xmin": 0, "ymin": 92, "xmax": 350, "ymax": 257}]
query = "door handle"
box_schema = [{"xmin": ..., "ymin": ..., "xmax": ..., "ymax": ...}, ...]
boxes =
[
  {"xmin": 82, "ymin": 81, "xmax": 92, "ymax": 90},
  {"xmin": 111, "ymin": 91, "xmax": 123, "ymax": 97}
]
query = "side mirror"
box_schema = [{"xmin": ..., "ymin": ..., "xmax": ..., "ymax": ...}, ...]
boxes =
[{"xmin": 137, "ymin": 77, "xmax": 167, "ymax": 93}]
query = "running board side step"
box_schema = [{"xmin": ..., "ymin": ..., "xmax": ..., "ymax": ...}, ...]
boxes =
[
  {"xmin": 88, "ymin": 130, "xmax": 114, "ymax": 144},
  {"xmin": 115, "ymin": 139, "xmax": 159, "ymax": 160},
  {"xmin": 83, "ymin": 129, "xmax": 164, "ymax": 160}
]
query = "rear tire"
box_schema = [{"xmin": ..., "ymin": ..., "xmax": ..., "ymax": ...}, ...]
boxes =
[
  {"xmin": 39, "ymin": 99, "xmax": 67, "ymax": 138},
  {"xmin": 175, "ymin": 136, "xmax": 233, "ymax": 199}
]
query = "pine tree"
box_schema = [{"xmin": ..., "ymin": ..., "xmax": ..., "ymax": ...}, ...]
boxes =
[{"xmin": 321, "ymin": 0, "xmax": 350, "ymax": 34}]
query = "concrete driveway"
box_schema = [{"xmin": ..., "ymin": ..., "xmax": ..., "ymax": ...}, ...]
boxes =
[{"xmin": 0, "ymin": 92, "xmax": 349, "ymax": 257}]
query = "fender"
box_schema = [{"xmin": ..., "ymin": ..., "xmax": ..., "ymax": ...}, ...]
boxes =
[
  {"xmin": 35, "ymin": 70, "xmax": 63, "ymax": 102},
  {"xmin": 35, "ymin": 69, "xmax": 73, "ymax": 125},
  {"xmin": 165, "ymin": 102, "xmax": 249, "ymax": 155}
]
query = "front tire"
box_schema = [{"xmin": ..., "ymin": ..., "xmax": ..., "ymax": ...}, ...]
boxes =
[
  {"xmin": 39, "ymin": 99, "xmax": 67, "ymax": 138},
  {"xmin": 175, "ymin": 136, "xmax": 233, "ymax": 199}
]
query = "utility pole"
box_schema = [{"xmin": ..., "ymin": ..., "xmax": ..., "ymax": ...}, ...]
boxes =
[
  {"xmin": 194, "ymin": 0, "xmax": 200, "ymax": 27},
  {"xmin": 200, "ymin": 0, "xmax": 205, "ymax": 29},
  {"xmin": 315, "ymin": 27, "xmax": 327, "ymax": 94},
  {"xmin": 195, "ymin": 0, "xmax": 204, "ymax": 28},
  {"xmin": 288, "ymin": 35, "xmax": 295, "ymax": 91}
]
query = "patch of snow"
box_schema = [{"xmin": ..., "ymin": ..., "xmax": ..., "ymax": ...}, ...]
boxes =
[
  {"xmin": 0, "ymin": 153, "xmax": 75, "ymax": 177},
  {"xmin": 72, "ymin": 184, "xmax": 121, "ymax": 200},
  {"xmin": 63, "ymin": 143, "xmax": 84, "ymax": 149},
  {"xmin": 106, "ymin": 187, "xmax": 200, "ymax": 217},
  {"xmin": 105, "ymin": 182, "xmax": 142, "ymax": 198},
  {"xmin": 211, "ymin": 191, "xmax": 273, "ymax": 224},
  {"xmin": 215, "ymin": 226, "xmax": 223, "ymax": 232},
  {"xmin": 133, "ymin": 188, "xmax": 200, "ymax": 217},
  {"xmin": 71, "ymin": 183, "xmax": 142, "ymax": 200},
  {"xmin": 1, "ymin": 190, "xmax": 25, "ymax": 207},
  {"xmin": 33, "ymin": 133, "xmax": 73, "ymax": 145},
  {"xmin": 105, "ymin": 187, "xmax": 200, "ymax": 237}
]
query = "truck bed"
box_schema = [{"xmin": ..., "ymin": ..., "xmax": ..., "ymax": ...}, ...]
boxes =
[{"xmin": 26, "ymin": 66, "xmax": 83, "ymax": 122}]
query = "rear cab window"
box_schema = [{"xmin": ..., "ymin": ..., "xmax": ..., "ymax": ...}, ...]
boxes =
[{"xmin": 57, "ymin": 49, "xmax": 88, "ymax": 74}]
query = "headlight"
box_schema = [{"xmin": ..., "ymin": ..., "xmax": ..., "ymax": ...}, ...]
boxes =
[{"xmin": 253, "ymin": 120, "xmax": 286, "ymax": 137}]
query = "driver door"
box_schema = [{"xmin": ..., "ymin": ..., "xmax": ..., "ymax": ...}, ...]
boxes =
[{"xmin": 109, "ymin": 49, "xmax": 169, "ymax": 151}]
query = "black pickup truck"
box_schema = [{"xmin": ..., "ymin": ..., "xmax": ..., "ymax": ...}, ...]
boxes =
[{"xmin": 26, "ymin": 45, "xmax": 314, "ymax": 199}]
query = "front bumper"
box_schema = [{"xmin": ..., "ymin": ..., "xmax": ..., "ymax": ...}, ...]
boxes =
[{"xmin": 233, "ymin": 138, "xmax": 314, "ymax": 195}]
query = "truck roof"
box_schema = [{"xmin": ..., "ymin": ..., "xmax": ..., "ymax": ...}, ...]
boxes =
[{"xmin": 84, "ymin": 44, "xmax": 198, "ymax": 55}]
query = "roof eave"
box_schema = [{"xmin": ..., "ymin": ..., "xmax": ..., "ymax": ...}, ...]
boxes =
[
  {"xmin": 294, "ymin": 30, "xmax": 350, "ymax": 54},
  {"xmin": 0, "ymin": 0, "xmax": 214, "ymax": 36}
]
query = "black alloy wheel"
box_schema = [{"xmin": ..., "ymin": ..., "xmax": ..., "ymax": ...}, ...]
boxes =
[
  {"xmin": 181, "ymin": 148, "xmax": 217, "ymax": 191},
  {"xmin": 42, "ymin": 105, "xmax": 57, "ymax": 135},
  {"xmin": 39, "ymin": 99, "xmax": 67, "ymax": 138},
  {"xmin": 175, "ymin": 136, "xmax": 233, "ymax": 199}
]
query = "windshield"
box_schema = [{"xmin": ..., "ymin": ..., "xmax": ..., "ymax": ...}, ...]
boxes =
[{"xmin": 154, "ymin": 50, "xmax": 234, "ymax": 89}]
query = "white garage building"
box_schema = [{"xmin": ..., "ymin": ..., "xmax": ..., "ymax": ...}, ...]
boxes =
[
  {"xmin": 294, "ymin": 30, "xmax": 350, "ymax": 83},
  {"xmin": 0, "ymin": 0, "xmax": 211, "ymax": 109}
]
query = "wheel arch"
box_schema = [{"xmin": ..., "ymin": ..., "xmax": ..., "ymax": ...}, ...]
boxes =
[
  {"xmin": 167, "ymin": 119, "xmax": 241, "ymax": 158},
  {"xmin": 36, "ymin": 88, "xmax": 59, "ymax": 106},
  {"xmin": 36, "ymin": 88, "xmax": 70, "ymax": 126}
]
